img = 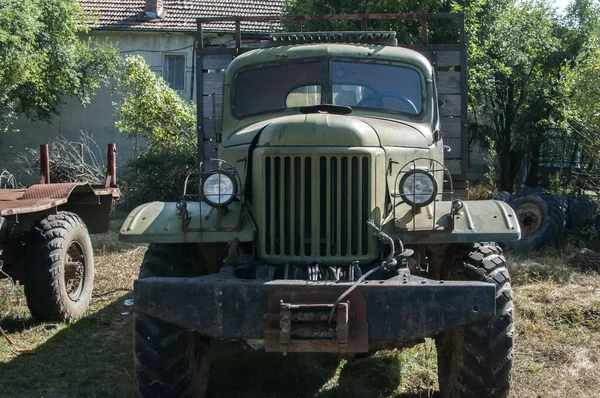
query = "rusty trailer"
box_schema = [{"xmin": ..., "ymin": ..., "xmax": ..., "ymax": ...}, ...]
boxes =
[{"xmin": 0, "ymin": 144, "xmax": 119, "ymax": 323}]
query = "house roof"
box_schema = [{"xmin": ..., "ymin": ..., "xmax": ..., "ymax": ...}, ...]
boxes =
[{"xmin": 78, "ymin": 0, "xmax": 283, "ymax": 33}]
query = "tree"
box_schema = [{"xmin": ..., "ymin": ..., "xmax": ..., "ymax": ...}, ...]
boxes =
[
  {"xmin": 458, "ymin": 0, "xmax": 581, "ymax": 191},
  {"xmin": 0, "ymin": 0, "xmax": 119, "ymax": 130},
  {"xmin": 283, "ymin": 0, "xmax": 457, "ymax": 42},
  {"xmin": 559, "ymin": 0, "xmax": 600, "ymax": 192},
  {"xmin": 113, "ymin": 55, "xmax": 198, "ymax": 207},
  {"xmin": 113, "ymin": 55, "xmax": 197, "ymax": 151}
]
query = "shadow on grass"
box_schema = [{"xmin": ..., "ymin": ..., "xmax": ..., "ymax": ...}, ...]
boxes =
[
  {"xmin": 1, "ymin": 297, "xmax": 436, "ymax": 398},
  {"xmin": 209, "ymin": 343, "xmax": 437, "ymax": 398},
  {"xmin": 0, "ymin": 316, "xmax": 45, "ymax": 334},
  {"xmin": 0, "ymin": 292, "xmax": 138, "ymax": 398}
]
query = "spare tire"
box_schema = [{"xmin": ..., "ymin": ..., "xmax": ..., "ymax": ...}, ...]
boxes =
[
  {"xmin": 507, "ymin": 189, "xmax": 566, "ymax": 251},
  {"xmin": 493, "ymin": 191, "xmax": 513, "ymax": 202},
  {"xmin": 566, "ymin": 194, "xmax": 597, "ymax": 232}
]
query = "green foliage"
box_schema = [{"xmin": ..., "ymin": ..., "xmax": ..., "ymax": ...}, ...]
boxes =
[
  {"xmin": 563, "ymin": 26, "xmax": 600, "ymax": 140},
  {"xmin": 114, "ymin": 55, "xmax": 197, "ymax": 152},
  {"xmin": 120, "ymin": 147, "xmax": 198, "ymax": 208},
  {"xmin": 0, "ymin": 0, "xmax": 119, "ymax": 130},
  {"xmin": 457, "ymin": 0, "xmax": 598, "ymax": 191},
  {"xmin": 283, "ymin": 0, "xmax": 456, "ymax": 43},
  {"xmin": 113, "ymin": 55, "xmax": 198, "ymax": 207}
]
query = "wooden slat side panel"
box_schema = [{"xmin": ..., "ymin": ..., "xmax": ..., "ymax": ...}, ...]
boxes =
[
  {"xmin": 437, "ymin": 71, "xmax": 461, "ymax": 94},
  {"xmin": 445, "ymin": 159, "xmax": 462, "ymax": 175},
  {"xmin": 439, "ymin": 94, "xmax": 462, "ymax": 117},
  {"xmin": 203, "ymin": 74, "xmax": 224, "ymax": 94},
  {"xmin": 440, "ymin": 117, "xmax": 462, "ymax": 138},
  {"xmin": 203, "ymin": 96, "xmax": 223, "ymax": 114},
  {"xmin": 203, "ymin": 55, "xmax": 233, "ymax": 70},
  {"xmin": 418, "ymin": 50, "xmax": 461, "ymax": 67},
  {"xmin": 443, "ymin": 137, "xmax": 462, "ymax": 158},
  {"xmin": 435, "ymin": 51, "xmax": 461, "ymax": 67},
  {"xmin": 203, "ymin": 119, "xmax": 223, "ymax": 139}
]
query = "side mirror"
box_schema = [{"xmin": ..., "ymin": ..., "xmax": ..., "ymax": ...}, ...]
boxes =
[{"xmin": 433, "ymin": 130, "xmax": 443, "ymax": 142}]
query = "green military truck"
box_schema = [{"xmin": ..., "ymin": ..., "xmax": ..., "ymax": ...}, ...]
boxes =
[{"xmin": 120, "ymin": 14, "xmax": 520, "ymax": 398}]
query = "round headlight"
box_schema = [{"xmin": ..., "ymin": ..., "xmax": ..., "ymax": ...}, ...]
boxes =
[
  {"xmin": 202, "ymin": 171, "xmax": 238, "ymax": 207},
  {"xmin": 400, "ymin": 170, "xmax": 438, "ymax": 207}
]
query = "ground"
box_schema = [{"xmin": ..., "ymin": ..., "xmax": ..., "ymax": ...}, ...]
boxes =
[{"xmin": 0, "ymin": 217, "xmax": 599, "ymax": 397}]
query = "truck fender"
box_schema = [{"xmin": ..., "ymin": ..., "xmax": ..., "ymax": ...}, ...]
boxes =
[
  {"xmin": 395, "ymin": 199, "xmax": 522, "ymax": 244},
  {"xmin": 119, "ymin": 201, "xmax": 256, "ymax": 243}
]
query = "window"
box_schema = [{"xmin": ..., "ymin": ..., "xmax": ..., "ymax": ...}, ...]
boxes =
[
  {"xmin": 286, "ymin": 85, "xmax": 321, "ymax": 107},
  {"xmin": 232, "ymin": 59, "xmax": 425, "ymax": 118},
  {"xmin": 332, "ymin": 62, "xmax": 423, "ymax": 115},
  {"xmin": 233, "ymin": 61, "xmax": 323, "ymax": 117},
  {"xmin": 163, "ymin": 54, "xmax": 185, "ymax": 91}
]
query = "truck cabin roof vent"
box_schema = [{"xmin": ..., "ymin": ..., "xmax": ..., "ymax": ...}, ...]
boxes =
[{"xmin": 260, "ymin": 31, "xmax": 398, "ymax": 48}]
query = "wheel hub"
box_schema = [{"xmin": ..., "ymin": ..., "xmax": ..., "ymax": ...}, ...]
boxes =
[
  {"xmin": 516, "ymin": 203, "xmax": 543, "ymax": 237},
  {"xmin": 65, "ymin": 241, "xmax": 85, "ymax": 300}
]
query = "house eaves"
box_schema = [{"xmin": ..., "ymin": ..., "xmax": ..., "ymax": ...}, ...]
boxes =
[{"xmin": 78, "ymin": 0, "xmax": 283, "ymax": 34}]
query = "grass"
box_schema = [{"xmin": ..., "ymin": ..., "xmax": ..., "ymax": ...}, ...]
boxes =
[{"xmin": 1, "ymin": 217, "xmax": 600, "ymax": 397}]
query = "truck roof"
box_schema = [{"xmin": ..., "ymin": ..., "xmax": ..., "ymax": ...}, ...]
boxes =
[{"xmin": 224, "ymin": 43, "xmax": 433, "ymax": 85}]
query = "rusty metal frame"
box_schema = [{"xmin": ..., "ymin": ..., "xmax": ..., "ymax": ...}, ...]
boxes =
[
  {"xmin": 0, "ymin": 144, "xmax": 120, "ymax": 218},
  {"xmin": 104, "ymin": 143, "xmax": 117, "ymax": 189},
  {"xmin": 134, "ymin": 270, "xmax": 496, "ymax": 353},
  {"xmin": 39, "ymin": 144, "xmax": 50, "ymax": 184},
  {"xmin": 196, "ymin": 13, "xmax": 468, "ymax": 181}
]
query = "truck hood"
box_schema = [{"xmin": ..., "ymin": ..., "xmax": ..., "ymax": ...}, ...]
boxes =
[{"xmin": 224, "ymin": 114, "xmax": 432, "ymax": 148}]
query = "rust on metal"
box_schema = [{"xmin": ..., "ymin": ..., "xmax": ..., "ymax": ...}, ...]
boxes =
[
  {"xmin": 264, "ymin": 290, "xmax": 368, "ymax": 353},
  {"xmin": 39, "ymin": 144, "xmax": 50, "ymax": 184},
  {"xmin": 0, "ymin": 190, "xmax": 26, "ymax": 202},
  {"xmin": 0, "ymin": 198, "xmax": 68, "ymax": 217},
  {"xmin": 105, "ymin": 143, "xmax": 117, "ymax": 189},
  {"xmin": 22, "ymin": 183, "xmax": 95, "ymax": 200},
  {"xmin": 1, "ymin": 144, "xmax": 120, "ymax": 217}
]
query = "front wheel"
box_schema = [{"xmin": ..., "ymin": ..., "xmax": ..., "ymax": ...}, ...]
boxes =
[
  {"xmin": 24, "ymin": 211, "xmax": 94, "ymax": 322},
  {"xmin": 134, "ymin": 243, "xmax": 211, "ymax": 398},
  {"xmin": 435, "ymin": 242, "xmax": 514, "ymax": 398}
]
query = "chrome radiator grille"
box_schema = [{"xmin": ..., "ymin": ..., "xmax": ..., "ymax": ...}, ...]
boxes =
[{"xmin": 258, "ymin": 153, "xmax": 374, "ymax": 263}]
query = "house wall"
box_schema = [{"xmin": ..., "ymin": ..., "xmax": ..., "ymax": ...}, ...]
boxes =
[{"xmin": 0, "ymin": 30, "xmax": 197, "ymax": 184}]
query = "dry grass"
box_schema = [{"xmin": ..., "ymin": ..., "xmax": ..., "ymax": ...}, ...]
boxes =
[{"xmin": 1, "ymin": 220, "xmax": 599, "ymax": 397}]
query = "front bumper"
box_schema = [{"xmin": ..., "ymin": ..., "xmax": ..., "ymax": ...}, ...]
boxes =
[{"xmin": 134, "ymin": 270, "xmax": 495, "ymax": 353}]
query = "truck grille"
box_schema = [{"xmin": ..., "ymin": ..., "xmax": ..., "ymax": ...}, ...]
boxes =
[{"xmin": 260, "ymin": 154, "xmax": 373, "ymax": 262}]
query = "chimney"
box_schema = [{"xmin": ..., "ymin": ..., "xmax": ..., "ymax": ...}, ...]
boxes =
[{"xmin": 143, "ymin": 0, "xmax": 165, "ymax": 19}]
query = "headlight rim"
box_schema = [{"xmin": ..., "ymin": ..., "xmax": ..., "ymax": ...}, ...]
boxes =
[
  {"xmin": 399, "ymin": 169, "xmax": 438, "ymax": 207},
  {"xmin": 201, "ymin": 169, "xmax": 238, "ymax": 208}
]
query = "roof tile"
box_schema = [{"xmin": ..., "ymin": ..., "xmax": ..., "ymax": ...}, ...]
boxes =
[{"xmin": 78, "ymin": 0, "xmax": 283, "ymax": 32}]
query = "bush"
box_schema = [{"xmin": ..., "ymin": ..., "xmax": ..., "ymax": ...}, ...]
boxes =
[{"xmin": 120, "ymin": 147, "xmax": 198, "ymax": 208}]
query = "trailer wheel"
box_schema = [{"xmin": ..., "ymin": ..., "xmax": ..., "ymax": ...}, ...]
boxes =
[
  {"xmin": 134, "ymin": 243, "xmax": 211, "ymax": 398},
  {"xmin": 435, "ymin": 242, "xmax": 513, "ymax": 398},
  {"xmin": 508, "ymin": 190, "xmax": 566, "ymax": 251},
  {"xmin": 24, "ymin": 211, "xmax": 94, "ymax": 322}
]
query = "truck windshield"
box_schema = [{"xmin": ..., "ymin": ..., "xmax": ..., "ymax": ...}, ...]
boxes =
[
  {"xmin": 331, "ymin": 62, "xmax": 422, "ymax": 115},
  {"xmin": 232, "ymin": 60, "xmax": 423, "ymax": 117}
]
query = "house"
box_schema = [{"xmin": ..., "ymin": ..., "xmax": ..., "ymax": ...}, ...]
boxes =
[{"xmin": 0, "ymin": 0, "xmax": 283, "ymax": 182}]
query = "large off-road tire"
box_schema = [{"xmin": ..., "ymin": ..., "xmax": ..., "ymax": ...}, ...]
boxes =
[
  {"xmin": 134, "ymin": 243, "xmax": 211, "ymax": 398},
  {"xmin": 507, "ymin": 189, "xmax": 566, "ymax": 251},
  {"xmin": 566, "ymin": 194, "xmax": 597, "ymax": 232},
  {"xmin": 24, "ymin": 211, "xmax": 94, "ymax": 322},
  {"xmin": 435, "ymin": 242, "xmax": 514, "ymax": 398}
]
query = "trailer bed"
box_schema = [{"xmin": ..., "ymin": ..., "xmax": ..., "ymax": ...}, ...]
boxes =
[{"xmin": 0, "ymin": 183, "xmax": 119, "ymax": 217}]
